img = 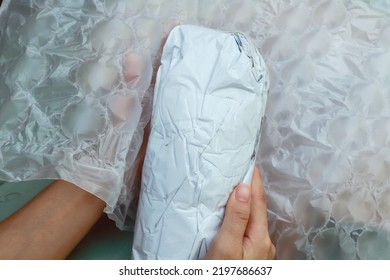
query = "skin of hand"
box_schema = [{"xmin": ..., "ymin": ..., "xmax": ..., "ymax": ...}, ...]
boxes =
[{"xmin": 205, "ymin": 167, "xmax": 276, "ymax": 260}]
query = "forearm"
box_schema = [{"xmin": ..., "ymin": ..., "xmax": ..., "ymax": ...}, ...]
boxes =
[{"xmin": 0, "ymin": 180, "xmax": 105, "ymax": 259}]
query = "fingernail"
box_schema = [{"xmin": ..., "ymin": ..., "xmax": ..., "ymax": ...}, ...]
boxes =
[{"xmin": 235, "ymin": 184, "xmax": 250, "ymax": 203}]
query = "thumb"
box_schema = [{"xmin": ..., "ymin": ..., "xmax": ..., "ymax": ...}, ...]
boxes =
[{"xmin": 219, "ymin": 184, "xmax": 251, "ymax": 245}]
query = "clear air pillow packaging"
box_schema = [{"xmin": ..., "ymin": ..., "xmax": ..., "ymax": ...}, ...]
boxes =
[{"xmin": 2, "ymin": 0, "xmax": 390, "ymax": 260}]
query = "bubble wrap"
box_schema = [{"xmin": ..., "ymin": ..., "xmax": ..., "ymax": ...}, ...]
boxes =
[
  {"xmin": 132, "ymin": 25, "xmax": 268, "ymax": 259},
  {"xmin": 1, "ymin": 0, "xmax": 390, "ymax": 259}
]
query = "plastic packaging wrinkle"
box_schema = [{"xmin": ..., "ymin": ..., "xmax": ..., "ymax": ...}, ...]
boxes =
[
  {"xmin": 1, "ymin": 0, "xmax": 390, "ymax": 259},
  {"xmin": 132, "ymin": 25, "xmax": 269, "ymax": 260},
  {"xmin": 0, "ymin": 0, "xmax": 156, "ymax": 229}
]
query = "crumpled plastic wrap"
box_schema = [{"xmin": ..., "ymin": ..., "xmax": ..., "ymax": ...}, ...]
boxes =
[
  {"xmin": 1, "ymin": 0, "xmax": 390, "ymax": 259},
  {"xmin": 0, "ymin": 0, "xmax": 159, "ymax": 228},
  {"xmin": 132, "ymin": 25, "xmax": 269, "ymax": 260},
  {"xmin": 254, "ymin": 0, "xmax": 390, "ymax": 260}
]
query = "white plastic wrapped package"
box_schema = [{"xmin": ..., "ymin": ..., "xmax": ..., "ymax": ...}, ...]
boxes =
[
  {"xmin": 132, "ymin": 25, "xmax": 269, "ymax": 260},
  {"xmin": 1, "ymin": 0, "xmax": 390, "ymax": 259}
]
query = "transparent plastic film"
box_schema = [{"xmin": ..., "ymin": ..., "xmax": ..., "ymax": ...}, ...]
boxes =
[{"xmin": 1, "ymin": 0, "xmax": 390, "ymax": 259}]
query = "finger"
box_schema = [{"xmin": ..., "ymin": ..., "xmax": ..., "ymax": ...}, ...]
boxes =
[
  {"xmin": 245, "ymin": 167, "xmax": 270, "ymax": 241},
  {"xmin": 123, "ymin": 52, "xmax": 150, "ymax": 88},
  {"xmin": 218, "ymin": 183, "xmax": 251, "ymax": 247}
]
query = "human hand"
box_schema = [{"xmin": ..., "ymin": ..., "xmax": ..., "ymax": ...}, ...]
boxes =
[{"xmin": 205, "ymin": 167, "xmax": 275, "ymax": 260}]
